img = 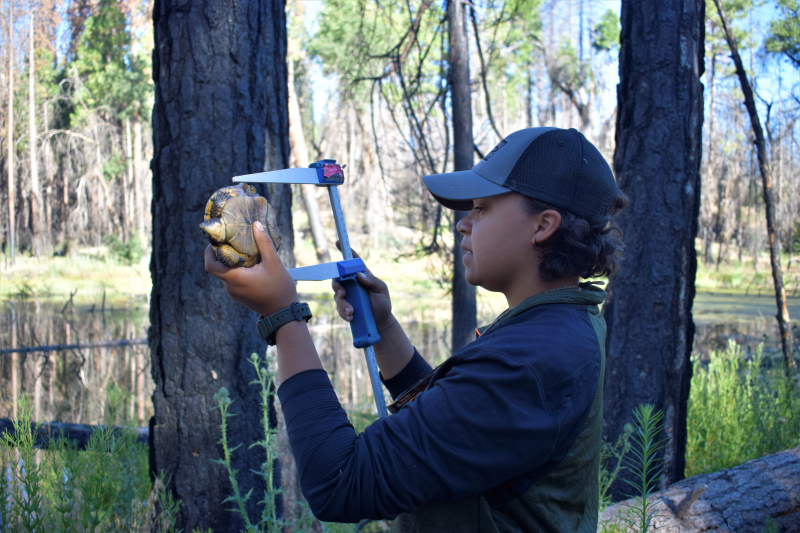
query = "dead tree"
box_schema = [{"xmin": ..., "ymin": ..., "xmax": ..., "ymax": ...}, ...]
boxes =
[
  {"xmin": 712, "ymin": 0, "xmax": 795, "ymax": 373},
  {"xmin": 449, "ymin": 0, "xmax": 477, "ymax": 353},
  {"xmin": 6, "ymin": 2, "xmax": 15, "ymax": 265}
]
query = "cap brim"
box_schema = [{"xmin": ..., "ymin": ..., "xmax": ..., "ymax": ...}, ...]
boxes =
[{"xmin": 422, "ymin": 170, "xmax": 511, "ymax": 211}]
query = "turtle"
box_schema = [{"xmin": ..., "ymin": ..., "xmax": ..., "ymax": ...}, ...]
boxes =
[{"xmin": 199, "ymin": 183, "xmax": 282, "ymax": 268}]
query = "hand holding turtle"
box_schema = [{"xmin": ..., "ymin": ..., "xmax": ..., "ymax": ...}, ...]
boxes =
[
  {"xmin": 205, "ymin": 222, "xmax": 297, "ymax": 317},
  {"xmin": 331, "ymin": 242, "xmax": 394, "ymax": 331}
]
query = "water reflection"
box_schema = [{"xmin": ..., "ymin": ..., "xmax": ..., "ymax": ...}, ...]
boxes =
[
  {"xmin": 1, "ymin": 289, "xmax": 797, "ymax": 425},
  {"xmin": 0, "ymin": 298, "xmax": 152, "ymax": 425}
]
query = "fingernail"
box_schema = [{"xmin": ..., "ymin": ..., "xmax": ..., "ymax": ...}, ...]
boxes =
[{"xmin": 255, "ymin": 221, "xmax": 264, "ymax": 232}]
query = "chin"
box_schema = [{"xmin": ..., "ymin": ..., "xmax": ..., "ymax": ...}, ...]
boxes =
[{"xmin": 463, "ymin": 272, "xmax": 480, "ymax": 288}]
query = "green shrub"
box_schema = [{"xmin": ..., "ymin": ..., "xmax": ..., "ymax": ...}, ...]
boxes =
[
  {"xmin": 104, "ymin": 232, "xmax": 146, "ymax": 265},
  {"xmin": 685, "ymin": 340, "xmax": 800, "ymax": 476},
  {"xmin": 0, "ymin": 385, "xmax": 154, "ymax": 532}
]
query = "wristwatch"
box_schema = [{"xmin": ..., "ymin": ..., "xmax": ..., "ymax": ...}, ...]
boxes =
[{"xmin": 256, "ymin": 302, "xmax": 312, "ymax": 346}]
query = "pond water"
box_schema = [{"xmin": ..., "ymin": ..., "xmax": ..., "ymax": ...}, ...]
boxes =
[{"xmin": 1, "ymin": 288, "xmax": 798, "ymax": 426}]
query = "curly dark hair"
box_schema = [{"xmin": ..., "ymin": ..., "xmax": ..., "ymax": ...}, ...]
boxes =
[{"xmin": 521, "ymin": 192, "xmax": 629, "ymax": 282}]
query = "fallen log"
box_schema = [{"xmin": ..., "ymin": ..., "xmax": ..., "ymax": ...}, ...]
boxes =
[
  {"xmin": 600, "ymin": 446, "xmax": 800, "ymax": 532},
  {"xmin": 0, "ymin": 418, "xmax": 149, "ymax": 449},
  {"xmin": 0, "ymin": 338, "xmax": 148, "ymax": 354}
]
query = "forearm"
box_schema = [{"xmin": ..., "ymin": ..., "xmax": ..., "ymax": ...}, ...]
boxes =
[
  {"xmin": 372, "ymin": 313, "xmax": 414, "ymax": 380},
  {"xmin": 274, "ymin": 320, "xmax": 323, "ymax": 383}
]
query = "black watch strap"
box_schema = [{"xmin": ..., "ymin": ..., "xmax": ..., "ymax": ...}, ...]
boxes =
[{"xmin": 256, "ymin": 302, "xmax": 312, "ymax": 346}]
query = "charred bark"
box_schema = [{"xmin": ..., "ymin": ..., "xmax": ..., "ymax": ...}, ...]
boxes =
[
  {"xmin": 150, "ymin": 0, "xmax": 290, "ymax": 530},
  {"xmin": 448, "ymin": 0, "xmax": 477, "ymax": 353},
  {"xmin": 603, "ymin": 0, "xmax": 704, "ymax": 493}
]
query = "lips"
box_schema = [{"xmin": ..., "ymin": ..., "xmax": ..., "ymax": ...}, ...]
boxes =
[{"xmin": 461, "ymin": 242, "xmax": 473, "ymax": 262}]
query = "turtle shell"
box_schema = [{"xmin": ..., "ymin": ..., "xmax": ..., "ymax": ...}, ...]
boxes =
[{"xmin": 199, "ymin": 183, "xmax": 282, "ymax": 268}]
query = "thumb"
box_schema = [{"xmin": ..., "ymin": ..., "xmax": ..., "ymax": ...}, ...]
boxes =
[
  {"xmin": 253, "ymin": 221, "xmax": 279, "ymax": 262},
  {"xmin": 356, "ymin": 270, "xmax": 385, "ymax": 293}
]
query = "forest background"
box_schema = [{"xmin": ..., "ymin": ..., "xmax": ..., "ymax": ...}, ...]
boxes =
[
  {"xmin": 3, "ymin": 0, "xmax": 800, "ymax": 287},
  {"xmin": 1, "ymin": 0, "xmax": 800, "ymax": 529}
]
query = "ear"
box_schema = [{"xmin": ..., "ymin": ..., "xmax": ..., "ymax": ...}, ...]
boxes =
[{"xmin": 532, "ymin": 209, "xmax": 562, "ymax": 246}]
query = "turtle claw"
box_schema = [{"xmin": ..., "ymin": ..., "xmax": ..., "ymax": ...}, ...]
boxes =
[{"xmin": 215, "ymin": 244, "xmax": 249, "ymax": 268}]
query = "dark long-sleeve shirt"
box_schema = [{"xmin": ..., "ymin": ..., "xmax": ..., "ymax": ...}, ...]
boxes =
[{"xmin": 277, "ymin": 289, "xmax": 604, "ymax": 525}]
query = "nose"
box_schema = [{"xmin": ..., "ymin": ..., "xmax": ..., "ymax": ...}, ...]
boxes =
[{"xmin": 456, "ymin": 210, "xmax": 472, "ymax": 236}]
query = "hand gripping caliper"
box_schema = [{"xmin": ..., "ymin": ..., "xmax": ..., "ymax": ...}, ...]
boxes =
[{"xmin": 233, "ymin": 160, "xmax": 389, "ymax": 419}]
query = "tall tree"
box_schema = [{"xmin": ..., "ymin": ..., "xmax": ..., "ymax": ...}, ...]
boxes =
[
  {"xmin": 6, "ymin": 1, "xmax": 15, "ymax": 265},
  {"xmin": 449, "ymin": 0, "xmax": 476, "ymax": 352},
  {"xmin": 603, "ymin": 0, "xmax": 704, "ymax": 491},
  {"xmin": 28, "ymin": 0, "xmax": 44, "ymax": 256},
  {"xmin": 149, "ymin": 0, "xmax": 291, "ymax": 530},
  {"xmin": 713, "ymin": 0, "xmax": 795, "ymax": 372},
  {"xmin": 287, "ymin": 22, "xmax": 329, "ymax": 264}
]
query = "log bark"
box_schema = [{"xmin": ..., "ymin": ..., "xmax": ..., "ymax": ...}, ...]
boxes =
[
  {"xmin": 0, "ymin": 418, "xmax": 149, "ymax": 449},
  {"xmin": 150, "ymin": 0, "xmax": 290, "ymax": 530},
  {"xmin": 603, "ymin": 0, "xmax": 704, "ymax": 492},
  {"xmin": 711, "ymin": 0, "xmax": 795, "ymax": 373},
  {"xmin": 448, "ymin": 0, "xmax": 477, "ymax": 353},
  {"xmin": 600, "ymin": 446, "xmax": 800, "ymax": 532}
]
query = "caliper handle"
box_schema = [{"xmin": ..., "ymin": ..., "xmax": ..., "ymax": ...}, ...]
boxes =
[{"xmin": 335, "ymin": 274, "xmax": 381, "ymax": 348}]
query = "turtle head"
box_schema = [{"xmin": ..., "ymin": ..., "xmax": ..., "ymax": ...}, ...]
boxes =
[{"xmin": 200, "ymin": 219, "xmax": 226, "ymax": 244}]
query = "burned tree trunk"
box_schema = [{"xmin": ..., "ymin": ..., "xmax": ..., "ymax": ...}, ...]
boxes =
[
  {"xmin": 603, "ymin": 0, "xmax": 704, "ymax": 492},
  {"xmin": 150, "ymin": 0, "xmax": 290, "ymax": 530},
  {"xmin": 448, "ymin": 0, "xmax": 477, "ymax": 353}
]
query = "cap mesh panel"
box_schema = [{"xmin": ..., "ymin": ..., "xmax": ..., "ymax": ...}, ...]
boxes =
[{"xmin": 503, "ymin": 129, "xmax": 617, "ymax": 218}]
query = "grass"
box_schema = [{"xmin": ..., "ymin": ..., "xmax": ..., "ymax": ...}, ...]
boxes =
[
  {"xmin": 695, "ymin": 249, "xmax": 800, "ymax": 294},
  {"xmin": 0, "ymin": 249, "xmax": 151, "ymax": 306}
]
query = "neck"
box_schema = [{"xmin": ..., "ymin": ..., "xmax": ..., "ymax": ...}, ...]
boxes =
[{"xmin": 505, "ymin": 276, "xmax": 581, "ymax": 308}]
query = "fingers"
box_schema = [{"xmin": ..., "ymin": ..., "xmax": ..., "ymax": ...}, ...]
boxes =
[
  {"xmin": 335, "ymin": 240, "xmax": 361, "ymax": 259},
  {"xmin": 332, "ymin": 284, "xmax": 353, "ymax": 322},
  {"xmin": 253, "ymin": 221, "xmax": 279, "ymax": 264},
  {"xmin": 356, "ymin": 270, "xmax": 387, "ymax": 294}
]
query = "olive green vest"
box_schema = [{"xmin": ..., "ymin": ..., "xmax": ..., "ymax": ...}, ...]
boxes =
[{"xmin": 392, "ymin": 284, "xmax": 606, "ymax": 533}]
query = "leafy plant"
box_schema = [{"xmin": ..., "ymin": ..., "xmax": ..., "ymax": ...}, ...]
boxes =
[
  {"xmin": 685, "ymin": 341, "xmax": 800, "ymax": 476},
  {"xmin": 598, "ymin": 423, "xmax": 633, "ymax": 512},
  {"xmin": 0, "ymin": 385, "xmax": 169, "ymax": 532},
  {"xmin": 105, "ymin": 232, "xmax": 146, "ymax": 265},
  {"xmin": 213, "ymin": 353, "xmax": 370, "ymax": 532},
  {"xmin": 593, "ymin": 9, "xmax": 621, "ymax": 52},
  {"xmin": 619, "ymin": 404, "xmax": 665, "ymax": 533}
]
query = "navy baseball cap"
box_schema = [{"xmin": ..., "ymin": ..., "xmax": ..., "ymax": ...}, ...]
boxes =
[{"xmin": 422, "ymin": 127, "xmax": 620, "ymax": 219}]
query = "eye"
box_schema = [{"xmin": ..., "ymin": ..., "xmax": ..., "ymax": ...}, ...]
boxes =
[{"xmin": 471, "ymin": 205, "xmax": 484, "ymax": 212}]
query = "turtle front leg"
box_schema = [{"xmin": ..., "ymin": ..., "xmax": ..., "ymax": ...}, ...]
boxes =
[{"xmin": 215, "ymin": 244, "xmax": 249, "ymax": 268}]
